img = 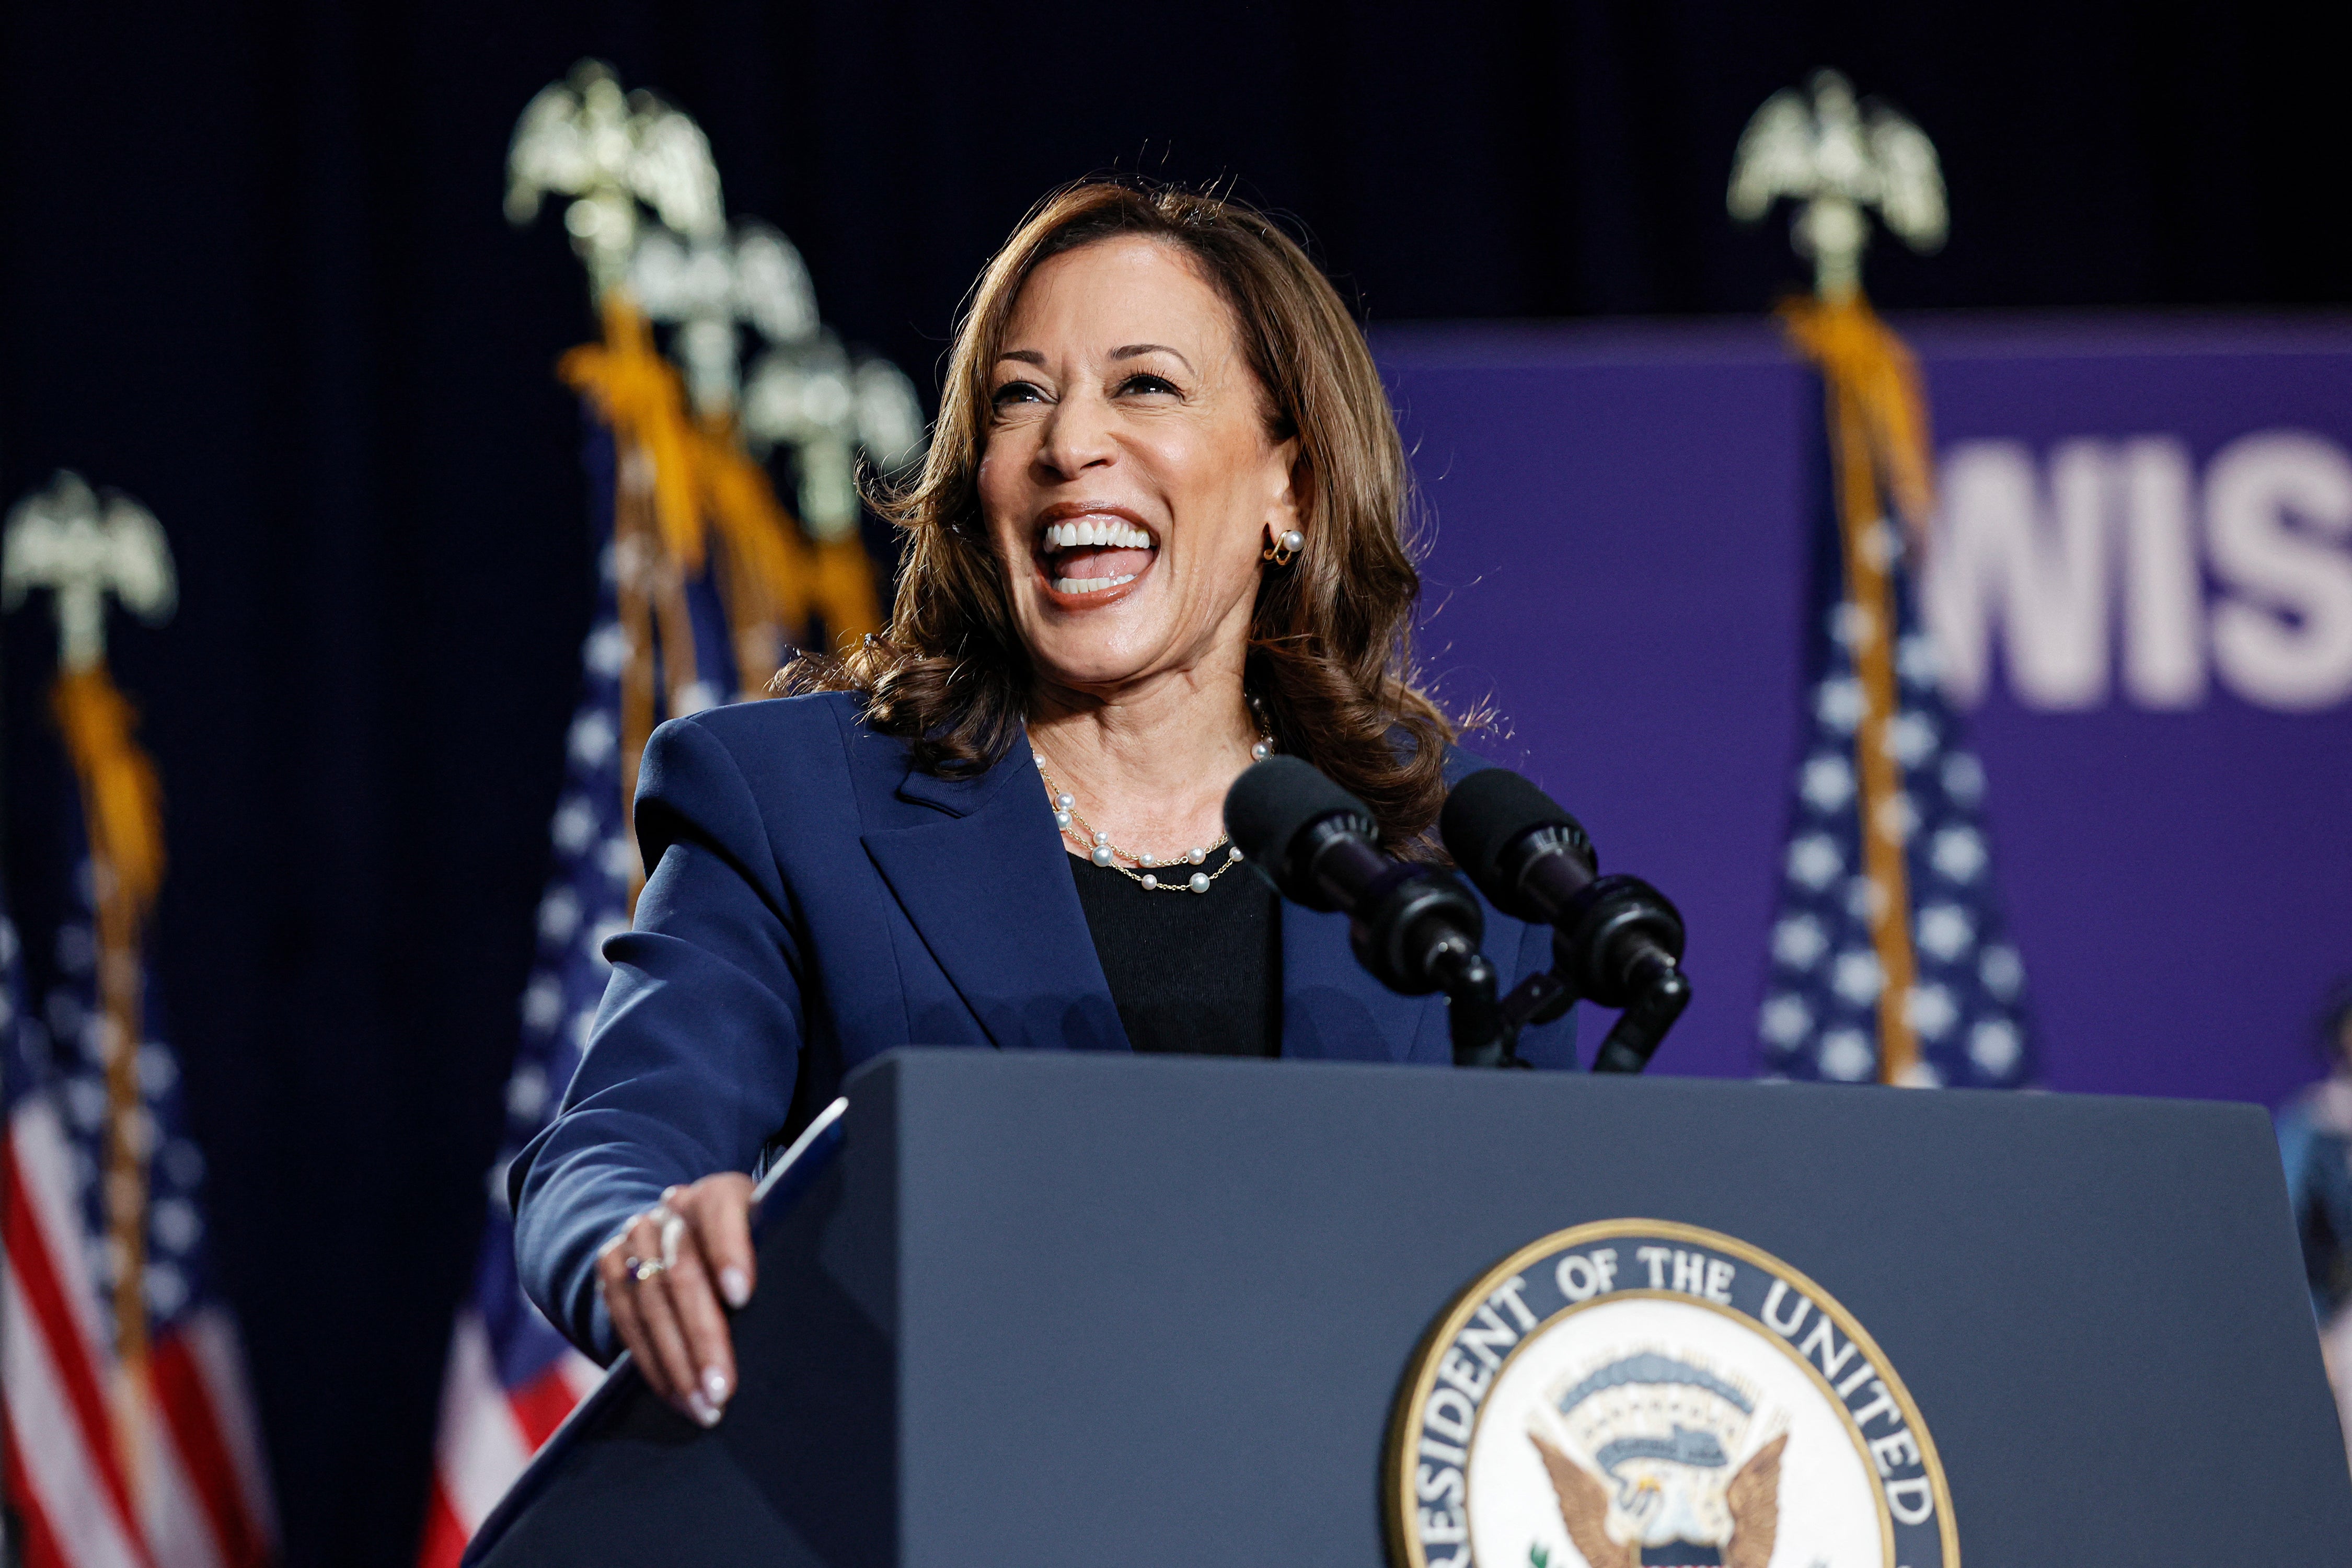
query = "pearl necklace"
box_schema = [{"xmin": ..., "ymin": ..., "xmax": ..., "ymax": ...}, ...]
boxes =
[{"xmin": 1032, "ymin": 734, "xmax": 1274, "ymax": 894}]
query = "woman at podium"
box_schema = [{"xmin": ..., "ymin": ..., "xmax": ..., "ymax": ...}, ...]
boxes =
[{"xmin": 510, "ymin": 179, "xmax": 1575, "ymax": 1427}]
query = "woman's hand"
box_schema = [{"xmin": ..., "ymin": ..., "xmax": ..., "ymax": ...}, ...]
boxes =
[{"xmin": 594, "ymin": 1173, "xmax": 757, "ymax": 1426}]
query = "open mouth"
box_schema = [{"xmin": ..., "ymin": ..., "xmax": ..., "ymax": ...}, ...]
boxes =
[{"xmin": 1034, "ymin": 508, "xmax": 1158, "ymax": 603}]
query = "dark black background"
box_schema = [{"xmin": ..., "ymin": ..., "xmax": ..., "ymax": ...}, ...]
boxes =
[{"xmin": 0, "ymin": 2, "xmax": 2342, "ymax": 1562}]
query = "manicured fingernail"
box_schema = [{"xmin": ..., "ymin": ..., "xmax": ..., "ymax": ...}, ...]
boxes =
[
  {"xmin": 686, "ymin": 1391, "xmax": 720, "ymax": 1428},
  {"xmin": 702, "ymin": 1367, "xmax": 730, "ymax": 1406},
  {"xmin": 719, "ymin": 1267, "xmax": 750, "ymax": 1308}
]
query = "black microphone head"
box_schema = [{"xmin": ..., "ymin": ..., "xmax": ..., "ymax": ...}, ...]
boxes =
[
  {"xmin": 1440, "ymin": 767, "xmax": 1594, "ymax": 921},
  {"xmin": 1225, "ymin": 756, "xmax": 1377, "ymax": 905}
]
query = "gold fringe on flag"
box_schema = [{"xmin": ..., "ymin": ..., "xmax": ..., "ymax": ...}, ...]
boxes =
[
  {"xmin": 51, "ymin": 663, "xmax": 166, "ymax": 1490},
  {"xmin": 558, "ymin": 293, "xmax": 883, "ymax": 899},
  {"xmin": 1779, "ymin": 293, "xmax": 1938, "ymax": 1086}
]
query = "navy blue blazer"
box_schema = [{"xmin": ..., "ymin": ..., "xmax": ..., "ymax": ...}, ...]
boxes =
[{"xmin": 511, "ymin": 690, "xmax": 1577, "ymax": 1358}]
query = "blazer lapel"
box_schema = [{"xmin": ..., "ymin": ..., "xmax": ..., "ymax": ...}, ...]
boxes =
[
  {"xmin": 861, "ymin": 735, "xmax": 1128, "ymax": 1054},
  {"xmin": 1277, "ymin": 896, "xmax": 1446, "ymax": 1064}
]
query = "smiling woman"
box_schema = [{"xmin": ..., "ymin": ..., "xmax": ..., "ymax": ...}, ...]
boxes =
[
  {"xmin": 505, "ymin": 180, "xmax": 1578, "ymax": 1430},
  {"xmin": 793, "ymin": 180, "xmax": 1452, "ymax": 841}
]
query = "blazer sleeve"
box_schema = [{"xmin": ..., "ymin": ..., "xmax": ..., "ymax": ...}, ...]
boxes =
[{"xmin": 510, "ymin": 712, "xmax": 806, "ymax": 1361}]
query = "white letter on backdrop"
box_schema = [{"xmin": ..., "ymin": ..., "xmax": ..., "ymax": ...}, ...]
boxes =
[
  {"xmin": 2206, "ymin": 431, "xmax": 2352, "ymax": 711},
  {"xmin": 1927, "ymin": 441, "xmax": 2111, "ymax": 709}
]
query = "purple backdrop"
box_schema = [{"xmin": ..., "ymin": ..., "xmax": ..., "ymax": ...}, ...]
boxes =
[{"xmin": 1380, "ymin": 317, "xmax": 2352, "ymax": 1107}]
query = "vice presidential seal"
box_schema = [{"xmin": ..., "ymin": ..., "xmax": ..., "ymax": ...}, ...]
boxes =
[{"xmin": 1385, "ymin": 1220, "xmax": 1956, "ymax": 1568}]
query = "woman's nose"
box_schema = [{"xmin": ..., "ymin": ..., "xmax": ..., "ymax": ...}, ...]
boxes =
[{"xmin": 1035, "ymin": 392, "xmax": 1116, "ymax": 478}]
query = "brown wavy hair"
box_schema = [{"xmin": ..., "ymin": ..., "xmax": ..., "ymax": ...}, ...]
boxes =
[{"xmin": 785, "ymin": 178, "xmax": 1460, "ymax": 847}]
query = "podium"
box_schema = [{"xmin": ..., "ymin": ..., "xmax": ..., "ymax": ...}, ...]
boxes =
[{"xmin": 466, "ymin": 1049, "xmax": 2350, "ymax": 1566}]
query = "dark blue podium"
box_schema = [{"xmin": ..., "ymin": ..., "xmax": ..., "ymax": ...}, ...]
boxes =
[{"xmin": 466, "ymin": 1049, "xmax": 2350, "ymax": 1566}]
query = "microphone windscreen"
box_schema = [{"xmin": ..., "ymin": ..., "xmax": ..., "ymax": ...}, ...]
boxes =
[
  {"xmin": 1440, "ymin": 768, "xmax": 1589, "ymax": 914},
  {"xmin": 1224, "ymin": 756, "xmax": 1373, "ymax": 894}
]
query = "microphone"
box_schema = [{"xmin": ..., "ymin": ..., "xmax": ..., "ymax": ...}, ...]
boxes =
[
  {"xmin": 1225, "ymin": 759, "xmax": 1505, "ymax": 1058},
  {"xmin": 1440, "ymin": 767, "xmax": 1691, "ymax": 1073}
]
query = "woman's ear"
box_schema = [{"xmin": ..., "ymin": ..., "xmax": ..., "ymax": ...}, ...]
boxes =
[{"xmin": 1264, "ymin": 436, "xmax": 1303, "ymax": 538}]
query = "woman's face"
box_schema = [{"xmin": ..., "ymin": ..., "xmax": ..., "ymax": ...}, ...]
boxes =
[{"xmin": 979, "ymin": 235, "xmax": 1297, "ymax": 699}]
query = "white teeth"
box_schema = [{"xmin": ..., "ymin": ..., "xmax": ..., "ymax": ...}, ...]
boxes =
[
  {"xmin": 1040, "ymin": 519, "xmax": 1156, "ymax": 550},
  {"xmin": 1051, "ymin": 573, "xmax": 1139, "ymax": 595}
]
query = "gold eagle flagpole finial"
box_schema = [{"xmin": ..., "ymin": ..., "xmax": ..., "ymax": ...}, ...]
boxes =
[
  {"xmin": 504, "ymin": 62, "xmax": 913, "ymax": 902},
  {"xmin": 1, "ymin": 471, "xmax": 176, "ymax": 1493},
  {"xmin": 1731, "ymin": 73, "xmax": 1947, "ymax": 1087},
  {"xmin": 1727, "ymin": 68, "xmax": 1946, "ymax": 304}
]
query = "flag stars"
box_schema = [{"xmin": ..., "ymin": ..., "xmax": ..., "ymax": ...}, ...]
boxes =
[
  {"xmin": 1800, "ymin": 754, "xmax": 1854, "ymax": 812},
  {"xmin": 551, "ymin": 797, "xmax": 597, "ymax": 854},
  {"xmin": 1893, "ymin": 1058, "xmax": 1944, "ymax": 1089},
  {"xmin": 506, "ymin": 1064, "xmax": 550, "ymax": 1123},
  {"xmin": 522, "ymin": 975, "xmax": 563, "ymax": 1032},
  {"xmin": 151, "ymin": 1195, "xmax": 202, "ymax": 1254},
  {"xmin": 1897, "ymin": 632, "xmax": 1942, "ymax": 690},
  {"xmin": 1818, "ymin": 1028, "xmax": 1875, "ymax": 1081},
  {"xmin": 63, "ymin": 1074, "xmax": 107, "ymax": 1131},
  {"xmin": 1844, "ymin": 875, "xmax": 1886, "ymax": 923},
  {"xmin": 1929, "ymin": 824, "xmax": 1986, "ymax": 883},
  {"xmin": 144, "ymin": 1260, "xmax": 189, "ymax": 1318},
  {"xmin": 1887, "ymin": 710, "xmax": 1938, "ymax": 768},
  {"xmin": 136, "ymin": 1043, "xmax": 177, "ymax": 1098},
  {"xmin": 1787, "ymin": 834, "xmax": 1843, "ymax": 890},
  {"xmin": 1859, "ymin": 517, "xmax": 1898, "ymax": 569},
  {"xmin": 598, "ymin": 835, "xmax": 640, "ymax": 885},
  {"xmin": 1760, "ymin": 994, "xmax": 1813, "ymax": 1048},
  {"xmin": 538, "ymin": 887, "xmax": 582, "ymax": 944},
  {"xmin": 583, "ymin": 619, "xmax": 628, "ymax": 677},
  {"xmin": 1905, "ymin": 983, "xmax": 1958, "ymax": 1040},
  {"xmin": 1831, "ymin": 949, "xmax": 1885, "ymax": 1006},
  {"xmin": 1772, "ymin": 914, "xmax": 1829, "ymax": 970},
  {"xmin": 1814, "ymin": 676, "xmax": 1863, "ymax": 734},
  {"xmin": 1969, "ymin": 1018, "xmax": 2023, "ymax": 1076},
  {"xmin": 568, "ymin": 709, "xmax": 618, "ymax": 767},
  {"xmin": 1979, "ymin": 944, "xmax": 2025, "ymax": 1001},
  {"xmin": 1915, "ymin": 903, "xmax": 1975, "ymax": 962},
  {"xmin": 1828, "ymin": 601, "xmax": 1878, "ymax": 649},
  {"xmin": 1940, "ymin": 752, "xmax": 1986, "ymax": 806}
]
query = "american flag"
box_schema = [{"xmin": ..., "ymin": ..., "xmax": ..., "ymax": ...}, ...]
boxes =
[
  {"xmin": 1, "ymin": 800, "xmax": 275, "ymax": 1564},
  {"xmin": 1758, "ymin": 307, "xmax": 2035, "ymax": 1089},
  {"xmin": 417, "ymin": 421, "xmax": 737, "ymax": 1566}
]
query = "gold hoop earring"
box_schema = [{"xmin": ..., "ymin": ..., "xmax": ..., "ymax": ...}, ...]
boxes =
[{"xmin": 1262, "ymin": 529, "xmax": 1304, "ymax": 567}]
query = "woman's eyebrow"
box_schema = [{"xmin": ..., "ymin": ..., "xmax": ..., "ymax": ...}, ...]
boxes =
[
  {"xmin": 1112, "ymin": 343, "xmax": 1192, "ymax": 371},
  {"xmin": 995, "ymin": 349, "xmax": 1046, "ymax": 366}
]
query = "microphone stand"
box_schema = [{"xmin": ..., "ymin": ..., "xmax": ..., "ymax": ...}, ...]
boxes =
[
  {"xmin": 1429, "ymin": 940, "xmax": 1513, "ymax": 1068},
  {"xmin": 1451, "ymin": 877, "xmax": 1693, "ymax": 1073}
]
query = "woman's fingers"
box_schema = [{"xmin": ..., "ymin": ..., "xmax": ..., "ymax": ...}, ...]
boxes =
[
  {"xmin": 653, "ymin": 1196, "xmax": 737, "ymax": 1419},
  {"xmin": 594, "ymin": 1232, "xmax": 662, "ymax": 1393},
  {"xmin": 684, "ymin": 1173, "xmax": 758, "ymax": 1309},
  {"xmin": 594, "ymin": 1174, "xmax": 761, "ymax": 1427},
  {"xmin": 599, "ymin": 1212, "xmax": 710, "ymax": 1423}
]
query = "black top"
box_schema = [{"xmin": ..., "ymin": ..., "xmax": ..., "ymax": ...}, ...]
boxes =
[{"xmin": 1066, "ymin": 849, "xmax": 1282, "ymax": 1057}]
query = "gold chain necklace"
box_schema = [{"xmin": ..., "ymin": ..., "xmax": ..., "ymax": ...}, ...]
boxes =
[{"xmin": 1032, "ymin": 732, "xmax": 1272, "ymax": 894}]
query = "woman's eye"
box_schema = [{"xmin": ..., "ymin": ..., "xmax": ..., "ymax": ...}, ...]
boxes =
[
  {"xmin": 1117, "ymin": 373, "xmax": 1179, "ymax": 397},
  {"xmin": 990, "ymin": 380, "xmax": 1045, "ymax": 410}
]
